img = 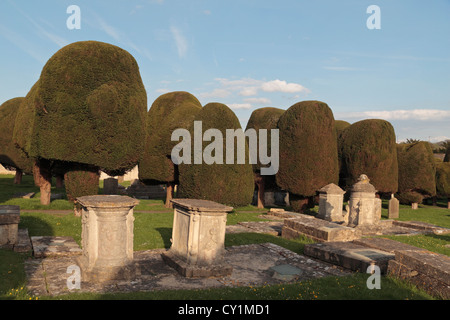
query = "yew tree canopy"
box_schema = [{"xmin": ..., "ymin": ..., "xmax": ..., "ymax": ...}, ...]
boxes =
[
  {"xmin": 177, "ymin": 102, "xmax": 254, "ymax": 207},
  {"xmin": 436, "ymin": 162, "xmax": 450, "ymax": 197},
  {"xmin": 397, "ymin": 141, "xmax": 436, "ymax": 197},
  {"xmin": 0, "ymin": 97, "xmax": 34, "ymax": 174},
  {"xmin": 139, "ymin": 91, "xmax": 202, "ymax": 184},
  {"xmin": 276, "ymin": 100, "xmax": 339, "ymax": 197},
  {"xmin": 13, "ymin": 41, "xmax": 147, "ymax": 174},
  {"xmin": 340, "ymin": 119, "xmax": 398, "ymax": 194},
  {"xmin": 245, "ymin": 107, "xmax": 284, "ymax": 173}
]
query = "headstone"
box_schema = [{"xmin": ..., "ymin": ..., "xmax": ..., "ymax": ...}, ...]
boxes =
[
  {"xmin": 75, "ymin": 195, "xmax": 139, "ymax": 282},
  {"xmin": 264, "ymin": 191, "xmax": 275, "ymax": 207},
  {"xmin": 103, "ymin": 178, "xmax": 119, "ymax": 195},
  {"xmin": 0, "ymin": 205, "xmax": 20, "ymax": 249},
  {"xmin": 388, "ymin": 194, "xmax": 399, "ymax": 219},
  {"xmin": 346, "ymin": 174, "xmax": 379, "ymax": 227},
  {"xmin": 161, "ymin": 199, "xmax": 233, "ymax": 278},
  {"xmin": 316, "ymin": 183, "xmax": 346, "ymax": 222}
]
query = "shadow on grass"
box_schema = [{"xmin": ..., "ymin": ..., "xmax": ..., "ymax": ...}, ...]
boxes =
[{"xmin": 156, "ymin": 227, "xmax": 172, "ymax": 249}]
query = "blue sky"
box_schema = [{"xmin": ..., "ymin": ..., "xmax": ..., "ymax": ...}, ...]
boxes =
[{"xmin": 1, "ymin": 0, "xmax": 449, "ymax": 142}]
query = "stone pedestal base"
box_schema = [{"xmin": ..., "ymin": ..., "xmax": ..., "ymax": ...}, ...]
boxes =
[
  {"xmin": 161, "ymin": 250, "xmax": 233, "ymax": 278},
  {"xmin": 0, "ymin": 206, "xmax": 20, "ymax": 249},
  {"xmin": 76, "ymin": 195, "xmax": 139, "ymax": 283},
  {"xmin": 76, "ymin": 256, "xmax": 138, "ymax": 282}
]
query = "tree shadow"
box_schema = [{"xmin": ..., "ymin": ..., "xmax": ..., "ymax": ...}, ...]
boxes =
[{"xmin": 155, "ymin": 227, "xmax": 172, "ymax": 249}]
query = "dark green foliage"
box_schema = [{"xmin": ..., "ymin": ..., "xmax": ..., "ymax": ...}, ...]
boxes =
[
  {"xmin": 396, "ymin": 191, "xmax": 424, "ymax": 205},
  {"xmin": 275, "ymin": 101, "xmax": 339, "ymax": 201},
  {"xmin": 177, "ymin": 103, "xmax": 254, "ymax": 207},
  {"xmin": 335, "ymin": 120, "xmax": 351, "ymax": 188},
  {"xmin": 245, "ymin": 107, "xmax": 284, "ymax": 173},
  {"xmin": 436, "ymin": 162, "xmax": 450, "ymax": 197},
  {"xmin": 0, "ymin": 98, "xmax": 34, "ymax": 174},
  {"xmin": 397, "ymin": 142, "xmax": 436, "ymax": 202},
  {"xmin": 340, "ymin": 119, "xmax": 398, "ymax": 194},
  {"xmin": 13, "ymin": 41, "xmax": 147, "ymax": 174},
  {"xmin": 444, "ymin": 145, "xmax": 450, "ymax": 162},
  {"xmin": 335, "ymin": 120, "xmax": 351, "ymax": 138},
  {"xmin": 139, "ymin": 91, "xmax": 202, "ymax": 184},
  {"xmin": 64, "ymin": 163, "xmax": 100, "ymax": 203}
]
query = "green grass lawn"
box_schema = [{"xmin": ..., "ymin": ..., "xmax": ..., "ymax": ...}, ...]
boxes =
[{"xmin": 0, "ymin": 174, "xmax": 448, "ymax": 300}]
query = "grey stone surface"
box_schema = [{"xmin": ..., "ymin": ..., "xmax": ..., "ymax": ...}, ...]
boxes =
[
  {"xmin": 388, "ymin": 195, "xmax": 400, "ymax": 219},
  {"xmin": 317, "ymin": 183, "xmax": 346, "ymax": 223},
  {"xmin": 76, "ymin": 195, "xmax": 139, "ymax": 282},
  {"xmin": 0, "ymin": 205, "xmax": 20, "ymax": 247},
  {"xmin": 24, "ymin": 243, "xmax": 351, "ymax": 297},
  {"xmin": 282, "ymin": 213, "xmax": 358, "ymax": 242},
  {"xmin": 31, "ymin": 236, "xmax": 82, "ymax": 258},
  {"xmin": 163, "ymin": 199, "xmax": 233, "ymax": 278},
  {"xmin": 304, "ymin": 241, "xmax": 395, "ymax": 274}
]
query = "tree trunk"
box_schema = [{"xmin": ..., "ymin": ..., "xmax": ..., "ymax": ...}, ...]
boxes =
[
  {"xmin": 447, "ymin": 200, "xmax": 450, "ymax": 210},
  {"xmin": 13, "ymin": 169, "xmax": 23, "ymax": 184},
  {"xmin": 33, "ymin": 160, "xmax": 52, "ymax": 205},
  {"xmin": 255, "ymin": 174, "xmax": 265, "ymax": 209},
  {"xmin": 165, "ymin": 182, "xmax": 174, "ymax": 208}
]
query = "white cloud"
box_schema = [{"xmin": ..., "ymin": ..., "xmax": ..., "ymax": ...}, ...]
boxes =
[
  {"xmin": 97, "ymin": 17, "xmax": 121, "ymax": 41},
  {"xmin": 228, "ymin": 103, "xmax": 253, "ymax": 110},
  {"xmin": 239, "ymin": 87, "xmax": 259, "ymax": 96},
  {"xmin": 198, "ymin": 88, "xmax": 231, "ymax": 99},
  {"xmin": 261, "ymin": 79, "xmax": 310, "ymax": 94},
  {"xmin": 170, "ymin": 25, "xmax": 188, "ymax": 58},
  {"xmin": 338, "ymin": 109, "xmax": 450, "ymax": 121},
  {"xmin": 244, "ymin": 97, "xmax": 271, "ymax": 105},
  {"xmin": 212, "ymin": 77, "xmax": 310, "ymax": 97}
]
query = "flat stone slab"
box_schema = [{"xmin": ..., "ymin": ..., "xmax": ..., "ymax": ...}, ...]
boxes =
[
  {"xmin": 12, "ymin": 192, "xmax": 35, "ymax": 199},
  {"xmin": 31, "ymin": 236, "xmax": 82, "ymax": 258},
  {"xmin": 0, "ymin": 205, "xmax": 20, "ymax": 224},
  {"xmin": 304, "ymin": 241, "xmax": 395, "ymax": 274},
  {"xmin": 391, "ymin": 220, "xmax": 450, "ymax": 235},
  {"xmin": 24, "ymin": 243, "xmax": 351, "ymax": 297},
  {"xmin": 353, "ymin": 237, "xmax": 429, "ymax": 254},
  {"xmin": 234, "ymin": 221, "xmax": 283, "ymax": 236},
  {"xmin": 282, "ymin": 214, "xmax": 358, "ymax": 242},
  {"xmin": 388, "ymin": 249, "xmax": 450, "ymax": 299}
]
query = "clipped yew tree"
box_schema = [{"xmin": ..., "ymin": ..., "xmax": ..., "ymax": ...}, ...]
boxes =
[
  {"xmin": 436, "ymin": 162, "xmax": 450, "ymax": 209},
  {"xmin": 396, "ymin": 141, "xmax": 436, "ymax": 207},
  {"xmin": 139, "ymin": 91, "xmax": 202, "ymax": 207},
  {"xmin": 335, "ymin": 120, "xmax": 351, "ymax": 189},
  {"xmin": 276, "ymin": 100, "xmax": 339, "ymax": 212},
  {"xmin": 340, "ymin": 119, "xmax": 398, "ymax": 196},
  {"xmin": 177, "ymin": 103, "xmax": 254, "ymax": 207},
  {"xmin": 0, "ymin": 97, "xmax": 34, "ymax": 184},
  {"xmin": 245, "ymin": 107, "xmax": 284, "ymax": 208},
  {"xmin": 13, "ymin": 41, "xmax": 147, "ymax": 209}
]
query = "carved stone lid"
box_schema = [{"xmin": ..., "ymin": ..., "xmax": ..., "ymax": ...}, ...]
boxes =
[
  {"xmin": 318, "ymin": 183, "xmax": 345, "ymax": 194},
  {"xmin": 76, "ymin": 195, "xmax": 140, "ymax": 208},
  {"xmin": 351, "ymin": 174, "xmax": 377, "ymax": 193},
  {"xmin": 171, "ymin": 199, "xmax": 234, "ymax": 212}
]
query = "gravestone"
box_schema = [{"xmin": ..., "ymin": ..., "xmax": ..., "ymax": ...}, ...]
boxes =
[
  {"xmin": 103, "ymin": 178, "xmax": 119, "ymax": 195},
  {"xmin": 388, "ymin": 194, "xmax": 399, "ymax": 219},
  {"xmin": 162, "ymin": 199, "xmax": 233, "ymax": 278},
  {"xmin": 0, "ymin": 205, "xmax": 20, "ymax": 249},
  {"xmin": 346, "ymin": 175, "xmax": 379, "ymax": 227},
  {"xmin": 316, "ymin": 183, "xmax": 346, "ymax": 222},
  {"xmin": 76, "ymin": 195, "xmax": 139, "ymax": 282}
]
